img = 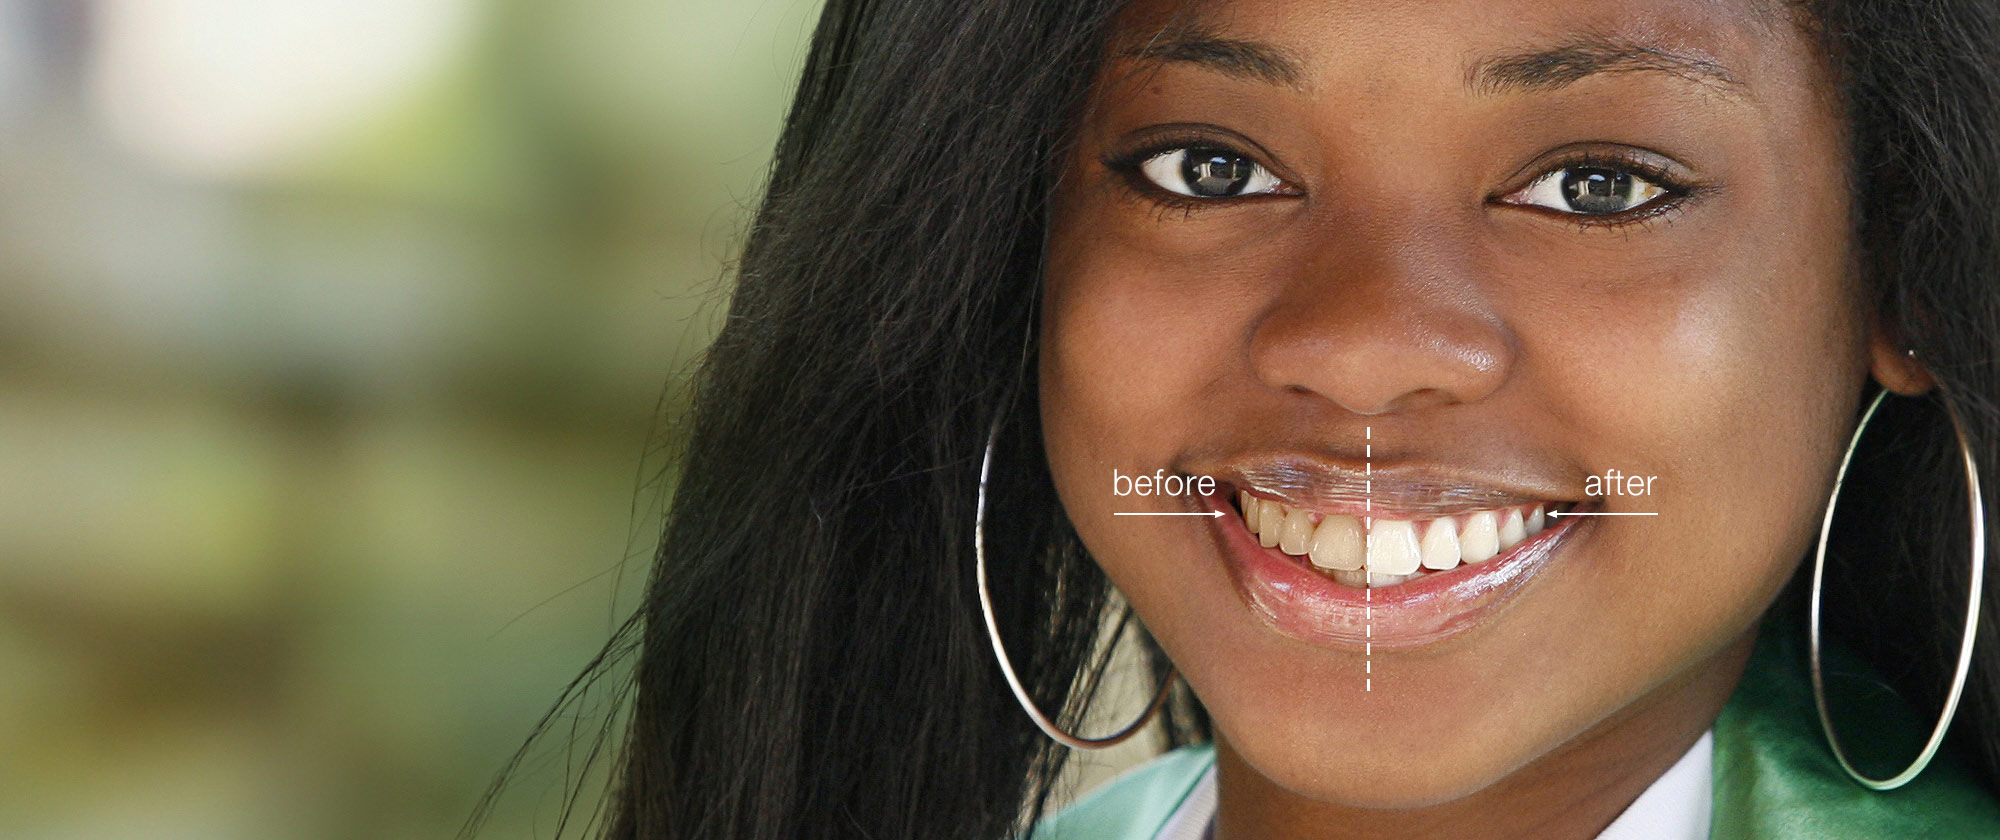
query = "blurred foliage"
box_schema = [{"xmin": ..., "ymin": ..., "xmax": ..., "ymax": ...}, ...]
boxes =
[{"xmin": 0, "ymin": 0, "xmax": 821, "ymax": 836}]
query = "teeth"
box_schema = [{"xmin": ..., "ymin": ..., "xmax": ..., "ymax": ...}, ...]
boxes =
[
  {"xmin": 1460, "ymin": 511, "xmax": 1500, "ymax": 563},
  {"xmin": 1237, "ymin": 495, "xmax": 1557, "ymax": 586},
  {"xmin": 1309, "ymin": 514, "xmax": 1364, "ymax": 570},
  {"xmin": 1279, "ymin": 506, "xmax": 1315, "ymax": 555},
  {"xmin": 1420, "ymin": 518, "xmax": 1461, "ymax": 570},
  {"xmin": 1498, "ymin": 508, "xmax": 1527, "ymax": 550},
  {"xmin": 1366, "ymin": 519, "xmax": 1422, "ymax": 575},
  {"xmin": 1258, "ymin": 499, "xmax": 1283, "ymax": 548}
]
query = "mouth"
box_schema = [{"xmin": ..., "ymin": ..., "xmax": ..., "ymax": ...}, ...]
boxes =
[
  {"xmin": 1197, "ymin": 476, "xmax": 1594, "ymax": 651},
  {"xmin": 1230, "ymin": 490, "xmax": 1573, "ymax": 588}
]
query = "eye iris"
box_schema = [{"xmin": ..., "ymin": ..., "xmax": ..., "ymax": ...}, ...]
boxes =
[
  {"xmin": 1181, "ymin": 150, "xmax": 1254, "ymax": 197},
  {"xmin": 1561, "ymin": 167, "xmax": 1636, "ymax": 213}
]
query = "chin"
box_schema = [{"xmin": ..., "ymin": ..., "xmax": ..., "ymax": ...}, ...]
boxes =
[{"xmin": 1218, "ymin": 716, "xmax": 1531, "ymax": 810}]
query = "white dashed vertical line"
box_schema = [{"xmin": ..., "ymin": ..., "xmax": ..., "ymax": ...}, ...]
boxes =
[{"xmin": 1365, "ymin": 425, "xmax": 1372, "ymax": 691}]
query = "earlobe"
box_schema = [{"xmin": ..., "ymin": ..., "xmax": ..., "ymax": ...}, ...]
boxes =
[{"xmin": 1868, "ymin": 326, "xmax": 1936, "ymax": 396}]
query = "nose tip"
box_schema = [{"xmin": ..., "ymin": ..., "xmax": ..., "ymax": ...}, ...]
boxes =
[{"xmin": 1249, "ymin": 248, "xmax": 1514, "ymax": 416}]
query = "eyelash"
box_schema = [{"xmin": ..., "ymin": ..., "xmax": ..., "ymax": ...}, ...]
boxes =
[
  {"xmin": 1102, "ymin": 139, "xmax": 1291, "ymax": 216},
  {"xmin": 1100, "ymin": 143, "xmax": 1704, "ymax": 229},
  {"xmin": 1510, "ymin": 150, "xmax": 1702, "ymax": 231}
]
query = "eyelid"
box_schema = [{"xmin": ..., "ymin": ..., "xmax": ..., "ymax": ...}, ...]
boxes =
[
  {"xmin": 1491, "ymin": 145, "xmax": 1704, "ymax": 226},
  {"xmin": 1101, "ymin": 124, "xmax": 1303, "ymax": 199},
  {"xmin": 1102, "ymin": 123, "xmax": 1293, "ymax": 173},
  {"xmin": 1491, "ymin": 144, "xmax": 1697, "ymax": 199}
]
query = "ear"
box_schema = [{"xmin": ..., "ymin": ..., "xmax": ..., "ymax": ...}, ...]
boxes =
[{"xmin": 1868, "ymin": 321, "xmax": 1936, "ymax": 396}]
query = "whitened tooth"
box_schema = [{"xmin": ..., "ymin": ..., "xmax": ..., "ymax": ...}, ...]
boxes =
[
  {"xmin": 1420, "ymin": 518, "xmax": 1461, "ymax": 570},
  {"xmin": 1498, "ymin": 508, "xmax": 1527, "ymax": 550},
  {"xmin": 1257, "ymin": 500, "xmax": 1284, "ymax": 548},
  {"xmin": 1242, "ymin": 491, "xmax": 1260, "ymax": 531},
  {"xmin": 1331, "ymin": 568, "xmax": 1370, "ymax": 587},
  {"xmin": 1461, "ymin": 511, "xmax": 1500, "ymax": 563},
  {"xmin": 1526, "ymin": 504, "xmax": 1546, "ymax": 536},
  {"xmin": 1309, "ymin": 514, "xmax": 1365, "ymax": 570},
  {"xmin": 1366, "ymin": 519, "xmax": 1422, "ymax": 575},
  {"xmin": 1369, "ymin": 572, "xmax": 1415, "ymax": 587},
  {"xmin": 1280, "ymin": 506, "xmax": 1315, "ymax": 555}
]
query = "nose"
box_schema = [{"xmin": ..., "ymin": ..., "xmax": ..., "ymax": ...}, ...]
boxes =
[{"xmin": 1249, "ymin": 216, "xmax": 1513, "ymax": 416}]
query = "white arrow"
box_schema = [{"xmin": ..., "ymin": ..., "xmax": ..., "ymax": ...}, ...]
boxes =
[
  {"xmin": 1549, "ymin": 511, "xmax": 1658, "ymax": 518},
  {"xmin": 1113, "ymin": 511, "xmax": 1226, "ymax": 517}
]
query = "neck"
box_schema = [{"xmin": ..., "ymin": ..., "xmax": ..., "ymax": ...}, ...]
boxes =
[{"xmin": 1212, "ymin": 627, "xmax": 1755, "ymax": 840}]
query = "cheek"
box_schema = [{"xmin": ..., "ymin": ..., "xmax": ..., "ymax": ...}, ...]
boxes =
[
  {"xmin": 1551, "ymin": 200, "xmax": 1863, "ymax": 567},
  {"xmin": 1507, "ymin": 184, "xmax": 1869, "ymax": 711},
  {"xmin": 1038, "ymin": 218, "xmax": 1252, "ymax": 519}
]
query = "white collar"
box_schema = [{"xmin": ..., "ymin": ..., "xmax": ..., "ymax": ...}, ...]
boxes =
[
  {"xmin": 1596, "ymin": 729, "xmax": 1713, "ymax": 840},
  {"xmin": 1154, "ymin": 729, "xmax": 1712, "ymax": 840}
]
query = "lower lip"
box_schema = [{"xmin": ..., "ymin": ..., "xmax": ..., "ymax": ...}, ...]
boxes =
[{"xmin": 1202, "ymin": 491, "xmax": 1591, "ymax": 651}]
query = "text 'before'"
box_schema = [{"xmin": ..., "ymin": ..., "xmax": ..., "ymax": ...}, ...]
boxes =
[{"xmin": 1113, "ymin": 469, "xmax": 1215, "ymax": 497}]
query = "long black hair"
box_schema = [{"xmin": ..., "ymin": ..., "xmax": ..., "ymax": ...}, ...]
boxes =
[
  {"xmin": 592, "ymin": 2, "xmax": 1177, "ymax": 837},
  {"xmin": 470, "ymin": 0, "xmax": 2000, "ymax": 837},
  {"xmin": 1808, "ymin": 0, "xmax": 2000, "ymax": 793}
]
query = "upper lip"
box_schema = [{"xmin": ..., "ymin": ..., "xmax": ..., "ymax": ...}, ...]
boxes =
[{"xmin": 1193, "ymin": 452, "xmax": 1576, "ymax": 520}]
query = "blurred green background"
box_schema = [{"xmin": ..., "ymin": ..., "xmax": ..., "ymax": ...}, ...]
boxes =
[{"xmin": 0, "ymin": 0, "xmax": 822, "ymax": 836}]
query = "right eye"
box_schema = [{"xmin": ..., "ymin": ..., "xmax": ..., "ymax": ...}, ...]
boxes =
[{"xmin": 1137, "ymin": 147, "xmax": 1286, "ymax": 198}]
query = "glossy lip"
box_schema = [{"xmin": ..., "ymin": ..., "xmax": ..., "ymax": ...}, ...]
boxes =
[{"xmin": 1200, "ymin": 486, "xmax": 1597, "ymax": 652}]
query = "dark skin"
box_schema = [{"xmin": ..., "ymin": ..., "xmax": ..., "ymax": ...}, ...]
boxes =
[{"xmin": 1038, "ymin": 0, "xmax": 1933, "ymax": 837}]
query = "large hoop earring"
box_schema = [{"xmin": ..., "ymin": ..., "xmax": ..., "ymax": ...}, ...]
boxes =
[
  {"xmin": 1809, "ymin": 388, "xmax": 1987, "ymax": 790},
  {"xmin": 975, "ymin": 411, "xmax": 1177, "ymax": 750}
]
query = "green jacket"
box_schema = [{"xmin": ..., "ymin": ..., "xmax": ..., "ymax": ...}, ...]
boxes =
[{"xmin": 1036, "ymin": 623, "xmax": 2000, "ymax": 838}]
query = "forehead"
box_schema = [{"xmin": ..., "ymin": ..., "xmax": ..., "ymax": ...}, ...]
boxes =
[{"xmin": 1105, "ymin": 0, "xmax": 1807, "ymax": 99}]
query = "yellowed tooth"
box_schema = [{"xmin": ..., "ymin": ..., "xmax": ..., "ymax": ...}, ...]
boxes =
[
  {"xmin": 1498, "ymin": 508, "xmax": 1527, "ymax": 549},
  {"xmin": 1331, "ymin": 568, "xmax": 1370, "ymax": 587},
  {"xmin": 1366, "ymin": 519, "xmax": 1422, "ymax": 575},
  {"xmin": 1241, "ymin": 491, "xmax": 1259, "ymax": 531},
  {"xmin": 1526, "ymin": 504, "xmax": 1545, "ymax": 536},
  {"xmin": 1258, "ymin": 499, "xmax": 1284, "ymax": 548},
  {"xmin": 1461, "ymin": 511, "xmax": 1500, "ymax": 563},
  {"xmin": 1420, "ymin": 518, "xmax": 1461, "ymax": 571},
  {"xmin": 1280, "ymin": 506, "xmax": 1315, "ymax": 555},
  {"xmin": 1309, "ymin": 514, "xmax": 1365, "ymax": 570}
]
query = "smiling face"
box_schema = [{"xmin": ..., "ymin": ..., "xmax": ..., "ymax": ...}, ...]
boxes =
[{"xmin": 1040, "ymin": 0, "xmax": 1888, "ymax": 832}]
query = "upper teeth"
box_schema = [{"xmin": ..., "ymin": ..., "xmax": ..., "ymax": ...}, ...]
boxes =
[{"xmin": 1238, "ymin": 491, "xmax": 1548, "ymax": 585}]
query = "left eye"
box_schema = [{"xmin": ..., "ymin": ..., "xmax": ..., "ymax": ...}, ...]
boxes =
[
  {"xmin": 1504, "ymin": 165, "xmax": 1668, "ymax": 215},
  {"xmin": 1137, "ymin": 148, "xmax": 1285, "ymax": 198}
]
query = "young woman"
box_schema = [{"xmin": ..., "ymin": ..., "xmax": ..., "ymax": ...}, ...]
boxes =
[{"xmin": 535, "ymin": 0, "xmax": 2000, "ymax": 837}]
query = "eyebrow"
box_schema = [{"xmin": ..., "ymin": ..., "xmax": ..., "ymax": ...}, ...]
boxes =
[
  {"xmin": 1468, "ymin": 36, "xmax": 1746, "ymax": 99},
  {"xmin": 1119, "ymin": 28, "xmax": 1306, "ymax": 89},
  {"xmin": 1119, "ymin": 30, "xmax": 1745, "ymax": 101}
]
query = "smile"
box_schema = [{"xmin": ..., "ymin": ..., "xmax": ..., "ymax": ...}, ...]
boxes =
[
  {"xmin": 1190, "ymin": 466, "xmax": 1595, "ymax": 650},
  {"xmin": 1234, "ymin": 491, "xmax": 1567, "ymax": 587}
]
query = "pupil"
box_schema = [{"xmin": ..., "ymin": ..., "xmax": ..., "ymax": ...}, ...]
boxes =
[
  {"xmin": 1182, "ymin": 150, "xmax": 1253, "ymax": 197},
  {"xmin": 1561, "ymin": 167, "xmax": 1634, "ymax": 214}
]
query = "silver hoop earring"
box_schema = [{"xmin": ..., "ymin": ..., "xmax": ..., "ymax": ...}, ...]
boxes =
[
  {"xmin": 975, "ymin": 412, "xmax": 1177, "ymax": 750},
  {"xmin": 1809, "ymin": 388, "xmax": 1987, "ymax": 790}
]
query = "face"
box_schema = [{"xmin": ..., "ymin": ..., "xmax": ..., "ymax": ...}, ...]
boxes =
[{"xmin": 1039, "ymin": 0, "xmax": 1901, "ymax": 824}]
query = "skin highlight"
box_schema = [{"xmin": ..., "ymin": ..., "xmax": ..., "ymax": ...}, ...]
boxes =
[{"xmin": 1039, "ymin": 0, "xmax": 1934, "ymax": 837}]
